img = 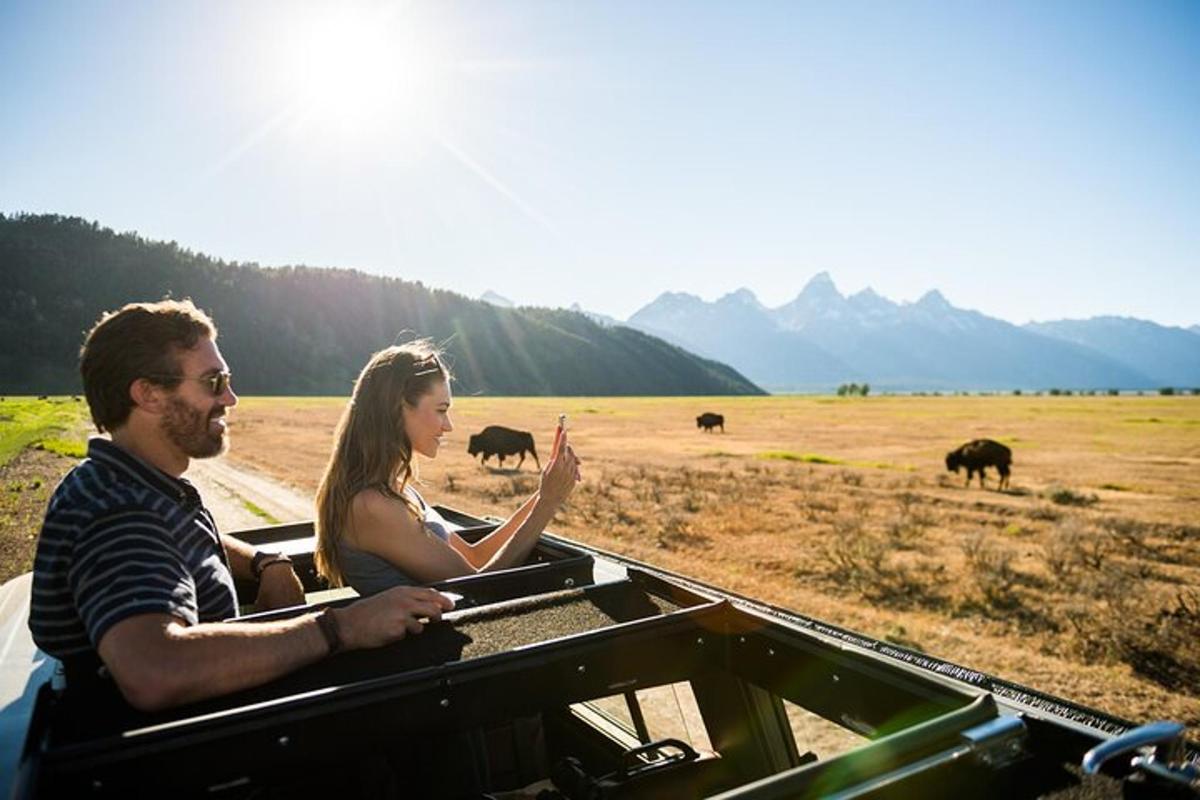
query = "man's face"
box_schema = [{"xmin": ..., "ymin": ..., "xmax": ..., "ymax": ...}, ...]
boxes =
[{"xmin": 160, "ymin": 338, "xmax": 238, "ymax": 459}]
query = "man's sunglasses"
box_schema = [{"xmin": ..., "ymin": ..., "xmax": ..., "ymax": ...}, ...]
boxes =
[{"xmin": 149, "ymin": 371, "xmax": 233, "ymax": 396}]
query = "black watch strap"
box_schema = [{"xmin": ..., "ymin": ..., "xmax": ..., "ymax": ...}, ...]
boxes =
[{"xmin": 251, "ymin": 551, "xmax": 291, "ymax": 580}]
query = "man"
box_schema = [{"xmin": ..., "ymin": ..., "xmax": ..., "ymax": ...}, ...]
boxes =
[{"xmin": 30, "ymin": 299, "xmax": 453, "ymax": 712}]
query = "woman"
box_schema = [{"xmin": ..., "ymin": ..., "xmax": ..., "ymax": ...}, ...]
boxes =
[{"xmin": 314, "ymin": 342, "xmax": 580, "ymax": 595}]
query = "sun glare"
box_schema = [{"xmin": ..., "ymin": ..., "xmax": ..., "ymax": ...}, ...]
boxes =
[{"xmin": 274, "ymin": 6, "xmax": 440, "ymax": 141}]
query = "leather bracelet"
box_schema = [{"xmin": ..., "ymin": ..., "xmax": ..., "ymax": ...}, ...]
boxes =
[{"xmin": 316, "ymin": 609, "xmax": 343, "ymax": 656}]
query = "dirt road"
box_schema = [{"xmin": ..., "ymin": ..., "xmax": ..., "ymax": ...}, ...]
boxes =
[{"xmin": 184, "ymin": 456, "xmax": 312, "ymax": 533}]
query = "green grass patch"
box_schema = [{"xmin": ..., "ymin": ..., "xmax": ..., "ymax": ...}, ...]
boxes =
[
  {"xmin": 36, "ymin": 438, "xmax": 89, "ymax": 459},
  {"xmin": 867, "ymin": 461, "xmax": 917, "ymax": 471},
  {"xmin": 1121, "ymin": 416, "xmax": 1200, "ymax": 427},
  {"xmin": 241, "ymin": 499, "xmax": 281, "ymax": 525},
  {"xmin": 0, "ymin": 397, "xmax": 91, "ymax": 468},
  {"xmin": 756, "ymin": 450, "xmax": 913, "ymax": 471},
  {"xmin": 758, "ymin": 451, "xmax": 844, "ymax": 465}
]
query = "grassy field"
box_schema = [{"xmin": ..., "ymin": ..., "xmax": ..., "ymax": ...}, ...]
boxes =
[
  {"xmin": 2, "ymin": 393, "xmax": 1197, "ymax": 734},
  {"xmin": 0, "ymin": 396, "xmax": 92, "ymax": 583},
  {"xmin": 227, "ymin": 394, "xmax": 1200, "ymax": 732},
  {"xmin": 0, "ymin": 396, "xmax": 90, "ymax": 466}
]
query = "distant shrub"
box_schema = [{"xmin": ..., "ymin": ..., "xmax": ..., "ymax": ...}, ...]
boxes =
[
  {"xmin": 1159, "ymin": 386, "xmax": 1176, "ymax": 396},
  {"xmin": 1101, "ymin": 516, "xmax": 1152, "ymax": 552},
  {"xmin": 1107, "ymin": 388, "xmax": 1119, "ymax": 396},
  {"xmin": 1029, "ymin": 505, "xmax": 1062, "ymax": 521},
  {"xmin": 1043, "ymin": 519, "xmax": 1085, "ymax": 579},
  {"xmin": 508, "ymin": 474, "xmax": 538, "ymax": 497},
  {"xmin": 962, "ymin": 531, "xmax": 1017, "ymax": 603},
  {"xmin": 836, "ymin": 382, "xmax": 870, "ymax": 397},
  {"xmin": 1012, "ymin": 389, "xmax": 1022, "ymax": 396},
  {"xmin": 1046, "ymin": 485, "xmax": 1099, "ymax": 507},
  {"xmin": 656, "ymin": 514, "xmax": 706, "ymax": 550}
]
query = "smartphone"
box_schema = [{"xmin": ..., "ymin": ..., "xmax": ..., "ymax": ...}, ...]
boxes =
[{"xmin": 553, "ymin": 414, "xmax": 567, "ymax": 458}]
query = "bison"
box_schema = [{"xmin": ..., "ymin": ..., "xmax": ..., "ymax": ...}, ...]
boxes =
[
  {"xmin": 945, "ymin": 439, "xmax": 1012, "ymax": 490},
  {"xmin": 696, "ymin": 412, "xmax": 724, "ymax": 433},
  {"xmin": 468, "ymin": 425, "xmax": 540, "ymax": 470}
]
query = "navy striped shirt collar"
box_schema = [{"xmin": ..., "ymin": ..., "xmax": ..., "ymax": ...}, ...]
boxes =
[{"xmin": 86, "ymin": 438, "xmax": 202, "ymax": 509}]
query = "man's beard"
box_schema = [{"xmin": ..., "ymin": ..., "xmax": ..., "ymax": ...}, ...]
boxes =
[{"xmin": 162, "ymin": 396, "xmax": 227, "ymax": 459}]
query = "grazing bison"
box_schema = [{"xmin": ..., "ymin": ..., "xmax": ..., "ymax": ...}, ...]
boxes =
[
  {"xmin": 945, "ymin": 439, "xmax": 1012, "ymax": 490},
  {"xmin": 468, "ymin": 425, "xmax": 540, "ymax": 470},
  {"xmin": 696, "ymin": 412, "xmax": 725, "ymax": 433}
]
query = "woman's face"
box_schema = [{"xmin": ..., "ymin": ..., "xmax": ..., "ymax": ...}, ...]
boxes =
[{"xmin": 402, "ymin": 378, "xmax": 454, "ymax": 459}]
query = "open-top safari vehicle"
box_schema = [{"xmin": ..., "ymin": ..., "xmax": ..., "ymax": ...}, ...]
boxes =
[{"xmin": 2, "ymin": 506, "xmax": 1197, "ymax": 799}]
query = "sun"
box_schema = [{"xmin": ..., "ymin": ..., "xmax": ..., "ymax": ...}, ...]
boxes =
[{"xmin": 272, "ymin": 5, "xmax": 441, "ymax": 139}]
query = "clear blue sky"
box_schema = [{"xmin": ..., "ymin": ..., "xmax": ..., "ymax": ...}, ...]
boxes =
[{"xmin": 2, "ymin": 1, "xmax": 1197, "ymax": 326}]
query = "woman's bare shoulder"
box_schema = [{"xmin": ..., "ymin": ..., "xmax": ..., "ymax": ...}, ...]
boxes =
[{"xmin": 348, "ymin": 487, "xmax": 422, "ymax": 541}]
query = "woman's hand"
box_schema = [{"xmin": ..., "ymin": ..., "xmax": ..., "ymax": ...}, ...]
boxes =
[{"xmin": 539, "ymin": 430, "xmax": 581, "ymax": 506}]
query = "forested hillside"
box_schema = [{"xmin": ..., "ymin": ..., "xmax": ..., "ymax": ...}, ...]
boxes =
[{"xmin": 0, "ymin": 214, "xmax": 762, "ymax": 396}]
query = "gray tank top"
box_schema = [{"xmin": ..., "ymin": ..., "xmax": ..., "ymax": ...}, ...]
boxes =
[{"xmin": 338, "ymin": 487, "xmax": 456, "ymax": 596}]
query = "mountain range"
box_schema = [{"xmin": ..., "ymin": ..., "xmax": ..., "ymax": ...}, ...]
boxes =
[
  {"xmin": 0, "ymin": 214, "xmax": 762, "ymax": 396},
  {"xmin": 5, "ymin": 212, "xmax": 1190, "ymax": 395},
  {"xmin": 623, "ymin": 273, "xmax": 1199, "ymax": 392}
]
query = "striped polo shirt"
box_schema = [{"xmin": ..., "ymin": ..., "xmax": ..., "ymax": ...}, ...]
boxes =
[{"xmin": 29, "ymin": 438, "xmax": 237, "ymax": 670}]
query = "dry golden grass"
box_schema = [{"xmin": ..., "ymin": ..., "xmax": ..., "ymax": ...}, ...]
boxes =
[{"xmin": 227, "ymin": 394, "xmax": 1200, "ymax": 730}]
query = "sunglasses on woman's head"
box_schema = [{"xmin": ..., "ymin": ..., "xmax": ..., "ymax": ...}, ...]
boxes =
[{"xmin": 411, "ymin": 355, "xmax": 441, "ymax": 377}]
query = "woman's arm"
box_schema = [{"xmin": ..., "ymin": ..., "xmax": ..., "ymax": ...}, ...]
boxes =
[
  {"xmin": 447, "ymin": 492, "xmax": 539, "ymax": 569},
  {"xmin": 350, "ymin": 489, "xmax": 480, "ymax": 583},
  {"xmin": 466, "ymin": 441, "xmax": 580, "ymax": 573},
  {"xmin": 352, "ymin": 443, "xmax": 580, "ymax": 583}
]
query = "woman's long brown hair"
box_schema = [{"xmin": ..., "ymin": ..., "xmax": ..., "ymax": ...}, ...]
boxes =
[{"xmin": 314, "ymin": 342, "xmax": 450, "ymax": 587}]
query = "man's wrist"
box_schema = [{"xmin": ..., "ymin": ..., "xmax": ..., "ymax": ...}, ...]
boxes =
[
  {"xmin": 251, "ymin": 551, "xmax": 292, "ymax": 580},
  {"xmin": 315, "ymin": 608, "xmax": 344, "ymax": 656}
]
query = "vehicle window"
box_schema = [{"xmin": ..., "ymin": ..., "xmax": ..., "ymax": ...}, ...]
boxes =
[
  {"xmin": 782, "ymin": 700, "xmax": 866, "ymax": 758},
  {"xmin": 570, "ymin": 681, "xmax": 713, "ymax": 752},
  {"xmin": 633, "ymin": 682, "xmax": 713, "ymax": 751}
]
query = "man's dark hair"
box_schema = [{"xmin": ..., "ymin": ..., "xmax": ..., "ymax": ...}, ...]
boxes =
[{"xmin": 80, "ymin": 299, "xmax": 217, "ymax": 432}]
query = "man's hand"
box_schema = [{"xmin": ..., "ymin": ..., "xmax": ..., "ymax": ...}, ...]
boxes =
[
  {"xmin": 254, "ymin": 565, "xmax": 306, "ymax": 611},
  {"xmin": 337, "ymin": 587, "xmax": 456, "ymax": 650}
]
